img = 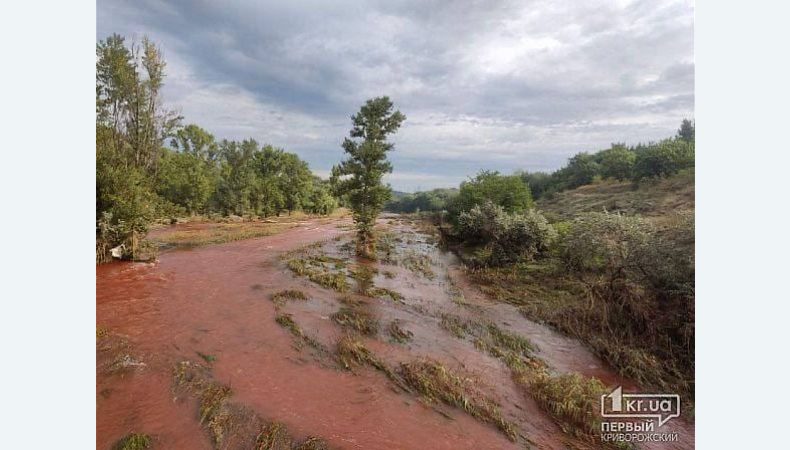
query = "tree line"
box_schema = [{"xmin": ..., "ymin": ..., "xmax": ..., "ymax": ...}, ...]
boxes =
[
  {"xmin": 386, "ymin": 119, "xmax": 695, "ymax": 215},
  {"xmin": 96, "ymin": 34, "xmax": 337, "ymax": 260}
]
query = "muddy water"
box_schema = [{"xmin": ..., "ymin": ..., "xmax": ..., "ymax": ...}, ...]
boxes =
[{"xmin": 97, "ymin": 216, "xmax": 693, "ymax": 449}]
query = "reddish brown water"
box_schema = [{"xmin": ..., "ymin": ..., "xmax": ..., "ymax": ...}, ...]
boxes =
[{"xmin": 97, "ymin": 216, "xmax": 694, "ymax": 449}]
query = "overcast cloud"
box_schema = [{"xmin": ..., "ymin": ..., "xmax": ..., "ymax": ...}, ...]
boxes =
[{"xmin": 97, "ymin": 0, "xmax": 694, "ymax": 192}]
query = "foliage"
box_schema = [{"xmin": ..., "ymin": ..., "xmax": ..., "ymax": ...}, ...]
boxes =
[
  {"xmin": 557, "ymin": 152, "xmax": 601, "ymax": 189},
  {"xmin": 97, "ymin": 34, "xmax": 339, "ymax": 263},
  {"xmin": 390, "ymin": 119, "xmax": 694, "ymax": 208},
  {"xmin": 598, "ymin": 145, "xmax": 636, "ymax": 181},
  {"xmin": 632, "ymin": 138, "xmax": 695, "ymax": 181},
  {"xmin": 96, "ymin": 34, "xmax": 180, "ymax": 259},
  {"xmin": 518, "ymin": 171, "xmax": 554, "ymax": 199},
  {"xmin": 677, "ymin": 118, "xmax": 695, "ymax": 143},
  {"xmin": 456, "ymin": 201, "xmax": 557, "ymax": 266},
  {"xmin": 331, "ymin": 97, "xmax": 405, "ymax": 257},
  {"xmin": 449, "ymin": 171, "xmax": 532, "ymax": 221},
  {"xmin": 385, "ymin": 188, "xmax": 458, "ymax": 213}
]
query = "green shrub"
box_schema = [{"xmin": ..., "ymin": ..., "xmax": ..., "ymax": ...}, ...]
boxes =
[
  {"xmin": 598, "ymin": 145, "xmax": 636, "ymax": 181},
  {"xmin": 633, "ymin": 139, "xmax": 694, "ymax": 181},
  {"xmin": 457, "ymin": 201, "xmax": 556, "ymax": 266}
]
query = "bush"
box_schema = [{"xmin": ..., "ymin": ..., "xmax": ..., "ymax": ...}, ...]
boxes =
[
  {"xmin": 457, "ymin": 201, "xmax": 556, "ymax": 266},
  {"xmin": 558, "ymin": 211, "xmax": 694, "ymax": 301},
  {"xmin": 449, "ymin": 171, "xmax": 533, "ymax": 221},
  {"xmin": 558, "ymin": 212, "xmax": 651, "ymax": 275},
  {"xmin": 632, "ymin": 139, "xmax": 694, "ymax": 181},
  {"xmin": 557, "ymin": 152, "xmax": 601, "ymax": 189},
  {"xmin": 598, "ymin": 145, "xmax": 636, "ymax": 181}
]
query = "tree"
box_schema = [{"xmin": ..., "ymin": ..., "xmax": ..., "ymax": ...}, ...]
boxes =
[
  {"xmin": 451, "ymin": 170, "xmax": 532, "ymax": 220},
  {"xmin": 632, "ymin": 139, "xmax": 694, "ymax": 180},
  {"xmin": 171, "ymin": 124, "xmax": 220, "ymax": 161},
  {"xmin": 677, "ymin": 119, "xmax": 695, "ymax": 143},
  {"xmin": 331, "ymin": 97, "xmax": 405, "ymax": 257},
  {"xmin": 559, "ymin": 152, "xmax": 601, "ymax": 188},
  {"xmin": 96, "ymin": 34, "xmax": 181, "ymax": 260},
  {"xmin": 279, "ymin": 152, "xmax": 312, "ymax": 214},
  {"xmin": 156, "ymin": 148, "xmax": 215, "ymax": 214},
  {"xmin": 599, "ymin": 145, "xmax": 636, "ymax": 181},
  {"xmin": 519, "ymin": 171, "xmax": 554, "ymax": 199}
]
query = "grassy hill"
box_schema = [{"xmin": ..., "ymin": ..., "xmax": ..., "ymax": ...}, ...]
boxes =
[{"xmin": 537, "ymin": 169, "xmax": 694, "ymax": 221}]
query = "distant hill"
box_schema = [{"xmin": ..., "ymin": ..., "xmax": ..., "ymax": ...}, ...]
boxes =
[
  {"xmin": 537, "ymin": 170, "xmax": 694, "ymax": 220},
  {"xmin": 390, "ymin": 190, "xmax": 410, "ymax": 200}
]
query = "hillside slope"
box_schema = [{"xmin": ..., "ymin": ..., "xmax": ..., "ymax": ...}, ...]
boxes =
[{"xmin": 537, "ymin": 170, "xmax": 694, "ymax": 220}]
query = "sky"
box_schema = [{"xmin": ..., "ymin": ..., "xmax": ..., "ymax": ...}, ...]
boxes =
[{"xmin": 97, "ymin": 0, "xmax": 694, "ymax": 192}]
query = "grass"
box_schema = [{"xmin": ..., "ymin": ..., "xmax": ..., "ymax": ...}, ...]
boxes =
[
  {"xmin": 388, "ymin": 320, "xmax": 414, "ymax": 344},
  {"xmin": 514, "ymin": 370, "xmax": 608, "ymax": 441},
  {"xmin": 349, "ymin": 264, "xmax": 377, "ymax": 294},
  {"xmin": 197, "ymin": 351, "xmax": 217, "ymax": 364},
  {"xmin": 438, "ymin": 302, "xmax": 630, "ymax": 445},
  {"xmin": 468, "ymin": 263, "xmax": 693, "ymax": 399},
  {"xmin": 399, "ymin": 359, "xmax": 518, "ymax": 442},
  {"xmin": 112, "ymin": 433, "xmax": 151, "ymax": 450},
  {"xmin": 400, "ymin": 251, "xmax": 435, "ymax": 279},
  {"xmin": 152, "ymin": 222, "xmax": 294, "ymax": 247},
  {"xmin": 331, "ymin": 306, "xmax": 379, "ymax": 336},
  {"xmin": 173, "ymin": 361, "xmax": 236, "ymax": 447},
  {"xmin": 537, "ymin": 170, "xmax": 694, "ymax": 220},
  {"xmin": 366, "ymin": 287, "xmax": 405, "ymax": 302},
  {"xmin": 271, "ymin": 289, "xmax": 309, "ymax": 307},
  {"xmin": 173, "ymin": 360, "xmax": 330, "ymax": 449},
  {"xmin": 97, "ymin": 331, "xmax": 146, "ymax": 375},
  {"xmin": 335, "ymin": 335, "xmax": 394, "ymax": 378},
  {"xmin": 284, "ymin": 244, "xmax": 351, "ymax": 293},
  {"xmin": 293, "ymin": 437, "xmax": 330, "ymax": 450},
  {"xmin": 255, "ymin": 422, "xmax": 292, "ymax": 450},
  {"xmin": 438, "ymin": 314, "xmax": 476, "ymax": 338},
  {"xmin": 275, "ymin": 313, "xmax": 325, "ymax": 351}
]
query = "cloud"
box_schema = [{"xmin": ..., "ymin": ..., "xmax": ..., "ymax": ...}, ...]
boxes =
[{"xmin": 97, "ymin": 0, "xmax": 694, "ymax": 192}]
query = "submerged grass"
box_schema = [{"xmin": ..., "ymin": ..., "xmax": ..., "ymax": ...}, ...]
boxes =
[
  {"xmin": 331, "ymin": 306, "xmax": 378, "ymax": 336},
  {"xmin": 438, "ymin": 313, "xmax": 612, "ymax": 444},
  {"xmin": 284, "ymin": 243, "xmax": 351, "ymax": 293},
  {"xmin": 388, "ymin": 320, "xmax": 414, "ymax": 344},
  {"xmin": 366, "ymin": 287, "xmax": 405, "ymax": 302},
  {"xmin": 399, "ymin": 359, "xmax": 518, "ymax": 442},
  {"xmin": 335, "ymin": 335, "xmax": 390, "ymax": 374},
  {"xmin": 275, "ymin": 313, "xmax": 325, "ymax": 351},
  {"xmin": 514, "ymin": 370, "xmax": 608, "ymax": 441},
  {"xmin": 468, "ymin": 263, "xmax": 693, "ymax": 400},
  {"xmin": 271, "ymin": 289, "xmax": 309, "ymax": 307},
  {"xmin": 174, "ymin": 360, "xmax": 331, "ymax": 449},
  {"xmin": 400, "ymin": 251, "xmax": 435, "ymax": 279},
  {"xmin": 112, "ymin": 433, "xmax": 152, "ymax": 450}
]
